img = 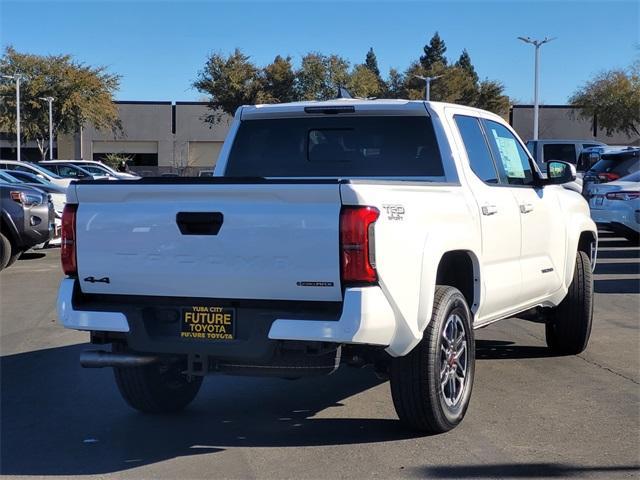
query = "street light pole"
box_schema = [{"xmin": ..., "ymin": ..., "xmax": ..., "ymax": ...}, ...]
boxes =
[
  {"xmin": 517, "ymin": 36, "xmax": 556, "ymax": 140},
  {"xmin": 414, "ymin": 75, "xmax": 442, "ymax": 101},
  {"xmin": 2, "ymin": 74, "xmax": 23, "ymax": 161},
  {"xmin": 39, "ymin": 97, "xmax": 55, "ymax": 160}
]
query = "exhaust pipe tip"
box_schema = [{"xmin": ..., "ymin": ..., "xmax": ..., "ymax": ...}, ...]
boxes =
[{"xmin": 80, "ymin": 350, "xmax": 160, "ymax": 368}]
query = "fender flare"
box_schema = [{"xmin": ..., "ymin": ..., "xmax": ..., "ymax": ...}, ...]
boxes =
[{"xmin": 384, "ymin": 227, "xmax": 481, "ymax": 357}]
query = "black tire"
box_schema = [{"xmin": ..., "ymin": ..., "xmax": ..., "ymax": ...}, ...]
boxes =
[
  {"xmin": 545, "ymin": 251, "xmax": 593, "ymax": 355},
  {"xmin": 389, "ymin": 286, "xmax": 475, "ymax": 433},
  {"xmin": 5, "ymin": 247, "xmax": 21, "ymax": 269},
  {"xmin": 113, "ymin": 345, "xmax": 203, "ymax": 413},
  {"xmin": 0, "ymin": 233, "xmax": 11, "ymax": 271}
]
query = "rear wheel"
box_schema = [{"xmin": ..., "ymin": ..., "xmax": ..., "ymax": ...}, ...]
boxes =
[
  {"xmin": 113, "ymin": 345, "xmax": 203, "ymax": 413},
  {"xmin": 389, "ymin": 286, "xmax": 475, "ymax": 433},
  {"xmin": 0, "ymin": 233, "xmax": 10, "ymax": 270},
  {"xmin": 545, "ymin": 251, "xmax": 593, "ymax": 355}
]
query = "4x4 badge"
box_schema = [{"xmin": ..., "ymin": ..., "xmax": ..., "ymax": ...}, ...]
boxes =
[{"xmin": 84, "ymin": 276, "xmax": 110, "ymax": 284}]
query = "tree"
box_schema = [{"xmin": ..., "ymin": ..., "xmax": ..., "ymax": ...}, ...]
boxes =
[
  {"xmin": 386, "ymin": 68, "xmax": 405, "ymax": 98},
  {"xmin": 296, "ymin": 53, "xmax": 350, "ymax": 100},
  {"xmin": 455, "ymin": 49, "xmax": 479, "ymax": 104},
  {"xmin": 420, "ymin": 32, "xmax": 447, "ymax": 71},
  {"xmin": 348, "ymin": 64, "xmax": 383, "ymax": 98},
  {"xmin": 455, "ymin": 49, "xmax": 478, "ymax": 84},
  {"xmin": 193, "ymin": 48, "xmax": 261, "ymax": 121},
  {"xmin": 570, "ymin": 64, "xmax": 640, "ymax": 137},
  {"xmin": 475, "ymin": 79, "xmax": 510, "ymax": 116},
  {"xmin": 0, "ymin": 46, "xmax": 120, "ymax": 159},
  {"xmin": 365, "ymin": 47, "xmax": 381, "ymax": 77},
  {"xmin": 259, "ymin": 55, "xmax": 297, "ymax": 103}
]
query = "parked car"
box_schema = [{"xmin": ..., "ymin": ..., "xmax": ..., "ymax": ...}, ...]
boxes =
[
  {"xmin": 58, "ymin": 99, "xmax": 596, "ymax": 434},
  {"xmin": 0, "ymin": 160, "xmax": 71, "ymax": 189},
  {"xmin": 588, "ymin": 170, "xmax": 640, "ymax": 242},
  {"xmin": 0, "ymin": 182, "xmax": 54, "ymax": 270},
  {"xmin": 40, "ymin": 160, "xmax": 140, "ymax": 180},
  {"xmin": 526, "ymin": 139, "xmax": 606, "ymax": 172},
  {"xmin": 582, "ymin": 147, "xmax": 640, "ymax": 197},
  {"xmin": 0, "ymin": 170, "xmax": 66, "ymax": 245},
  {"xmin": 37, "ymin": 162, "xmax": 105, "ymax": 180},
  {"xmin": 198, "ymin": 170, "xmax": 214, "ymax": 177}
]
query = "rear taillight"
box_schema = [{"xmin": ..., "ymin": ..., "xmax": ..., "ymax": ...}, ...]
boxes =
[
  {"xmin": 605, "ymin": 191, "xmax": 640, "ymax": 201},
  {"xmin": 61, "ymin": 204, "xmax": 78, "ymax": 276},
  {"xmin": 597, "ymin": 172, "xmax": 620, "ymax": 182},
  {"xmin": 340, "ymin": 206, "xmax": 379, "ymax": 286}
]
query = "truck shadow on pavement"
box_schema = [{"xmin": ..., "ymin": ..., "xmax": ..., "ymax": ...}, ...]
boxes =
[
  {"xmin": 418, "ymin": 462, "xmax": 640, "ymax": 478},
  {"xmin": 475, "ymin": 340, "xmax": 557, "ymax": 360},
  {"xmin": 1, "ymin": 343, "xmax": 418, "ymax": 476}
]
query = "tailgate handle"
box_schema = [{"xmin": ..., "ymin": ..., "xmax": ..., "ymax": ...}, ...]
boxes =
[{"xmin": 176, "ymin": 212, "xmax": 223, "ymax": 235}]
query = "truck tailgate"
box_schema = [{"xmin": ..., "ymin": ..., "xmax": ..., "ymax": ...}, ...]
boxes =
[{"xmin": 73, "ymin": 181, "xmax": 343, "ymax": 302}]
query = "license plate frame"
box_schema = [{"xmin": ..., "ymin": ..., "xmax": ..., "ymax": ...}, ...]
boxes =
[{"xmin": 180, "ymin": 306, "xmax": 236, "ymax": 341}]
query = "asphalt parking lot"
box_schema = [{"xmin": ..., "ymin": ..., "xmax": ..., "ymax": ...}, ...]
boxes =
[{"xmin": 1, "ymin": 232, "xmax": 638, "ymax": 480}]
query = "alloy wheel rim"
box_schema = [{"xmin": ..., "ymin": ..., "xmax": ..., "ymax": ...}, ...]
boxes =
[{"xmin": 440, "ymin": 313, "xmax": 468, "ymax": 408}]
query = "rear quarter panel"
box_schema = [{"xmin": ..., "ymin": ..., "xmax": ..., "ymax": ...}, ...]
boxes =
[{"xmin": 340, "ymin": 182, "xmax": 481, "ymax": 356}]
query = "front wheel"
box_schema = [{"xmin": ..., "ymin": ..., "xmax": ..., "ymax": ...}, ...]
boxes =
[
  {"xmin": 113, "ymin": 345, "xmax": 203, "ymax": 413},
  {"xmin": 389, "ymin": 286, "xmax": 475, "ymax": 433},
  {"xmin": 545, "ymin": 251, "xmax": 593, "ymax": 355}
]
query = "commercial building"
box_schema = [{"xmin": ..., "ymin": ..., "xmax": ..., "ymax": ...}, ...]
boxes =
[
  {"xmin": 510, "ymin": 105, "xmax": 639, "ymax": 145},
  {"xmin": 1, "ymin": 102, "xmax": 638, "ymax": 172}
]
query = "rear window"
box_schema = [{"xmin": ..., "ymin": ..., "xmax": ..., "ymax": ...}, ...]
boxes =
[
  {"xmin": 543, "ymin": 143, "xmax": 577, "ymax": 163},
  {"xmin": 225, "ymin": 116, "xmax": 444, "ymax": 178},
  {"xmin": 591, "ymin": 151, "xmax": 640, "ymax": 174}
]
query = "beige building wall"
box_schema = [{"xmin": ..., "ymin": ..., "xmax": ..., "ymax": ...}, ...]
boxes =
[{"xmin": 511, "ymin": 106, "xmax": 639, "ymax": 145}]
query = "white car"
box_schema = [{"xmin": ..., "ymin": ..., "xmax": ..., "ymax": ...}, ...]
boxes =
[
  {"xmin": 42, "ymin": 160, "xmax": 140, "ymax": 180},
  {"xmin": 588, "ymin": 170, "xmax": 640, "ymax": 241},
  {"xmin": 0, "ymin": 160, "xmax": 72, "ymax": 189},
  {"xmin": 57, "ymin": 99, "xmax": 597, "ymax": 433}
]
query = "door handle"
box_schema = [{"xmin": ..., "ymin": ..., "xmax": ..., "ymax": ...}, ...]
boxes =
[
  {"xmin": 176, "ymin": 212, "xmax": 224, "ymax": 235},
  {"xmin": 520, "ymin": 203, "xmax": 534, "ymax": 214},
  {"xmin": 481, "ymin": 204, "xmax": 498, "ymax": 216}
]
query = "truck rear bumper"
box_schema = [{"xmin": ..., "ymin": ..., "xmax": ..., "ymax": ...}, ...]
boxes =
[
  {"xmin": 57, "ymin": 279, "xmax": 396, "ymax": 351},
  {"xmin": 268, "ymin": 287, "xmax": 395, "ymax": 345},
  {"xmin": 58, "ymin": 279, "xmax": 130, "ymax": 332}
]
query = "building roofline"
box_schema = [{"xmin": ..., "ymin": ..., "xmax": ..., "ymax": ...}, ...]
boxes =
[
  {"xmin": 114, "ymin": 100, "xmax": 172, "ymax": 105},
  {"xmin": 511, "ymin": 104, "xmax": 582, "ymax": 109}
]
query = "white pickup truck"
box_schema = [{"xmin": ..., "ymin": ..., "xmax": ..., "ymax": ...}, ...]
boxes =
[{"xmin": 57, "ymin": 99, "xmax": 597, "ymax": 433}]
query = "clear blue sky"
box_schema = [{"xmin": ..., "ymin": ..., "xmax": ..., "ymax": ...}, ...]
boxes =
[{"xmin": 1, "ymin": 0, "xmax": 638, "ymax": 104}]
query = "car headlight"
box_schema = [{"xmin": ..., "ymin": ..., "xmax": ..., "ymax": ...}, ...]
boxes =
[{"xmin": 10, "ymin": 191, "xmax": 44, "ymax": 206}]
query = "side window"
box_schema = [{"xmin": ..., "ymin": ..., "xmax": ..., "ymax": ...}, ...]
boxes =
[
  {"xmin": 454, "ymin": 115, "xmax": 500, "ymax": 184},
  {"xmin": 543, "ymin": 143, "xmax": 577, "ymax": 163},
  {"xmin": 482, "ymin": 120, "xmax": 535, "ymax": 186}
]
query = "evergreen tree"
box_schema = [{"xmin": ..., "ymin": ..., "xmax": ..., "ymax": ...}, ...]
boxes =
[
  {"xmin": 420, "ymin": 32, "xmax": 448, "ymax": 71},
  {"xmin": 455, "ymin": 49, "xmax": 478, "ymax": 84},
  {"xmin": 385, "ymin": 68, "xmax": 405, "ymax": 98},
  {"xmin": 365, "ymin": 47, "xmax": 380, "ymax": 77}
]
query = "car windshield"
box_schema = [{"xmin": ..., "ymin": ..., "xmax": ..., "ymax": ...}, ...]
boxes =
[
  {"xmin": 226, "ymin": 116, "xmax": 445, "ymax": 178},
  {"xmin": 80, "ymin": 165, "xmax": 110, "ymax": 175},
  {"xmin": 7, "ymin": 170, "xmax": 50, "ymax": 185},
  {"xmin": 41, "ymin": 163, "xmax": 91, "ymax": 178},
  {"xmin": 23, "ymin": 163, "xmax": 63, "ymax": 179},
  {"xmin": 0, "ymin": 170, "xmax": 21, "ymax": 183}
]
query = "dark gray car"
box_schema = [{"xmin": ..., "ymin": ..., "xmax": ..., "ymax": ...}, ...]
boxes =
[{"xmin": 0, "ymin": 182, "xmax": 55, "ymax": 270}]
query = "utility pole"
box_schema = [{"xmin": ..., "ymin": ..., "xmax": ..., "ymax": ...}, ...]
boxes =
[
  {"xmin": 2, "ymin": 74, "xmax": 24, "ymax": 161},
  {"xmin": 517, "ymin": 36, "xmax": 556, "ymax": 140},
  {"xmin": 414, "ymin": 75, "xmax": 442, "ymax": 101},
  {"xmin": 39, "ymin": 96, "xmax": 55, "ymax": 160}
]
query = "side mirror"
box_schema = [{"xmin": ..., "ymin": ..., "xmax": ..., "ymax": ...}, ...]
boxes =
[{"xmin": 545, "ymin": 160, "xmax": 576, "ymax": 185}]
